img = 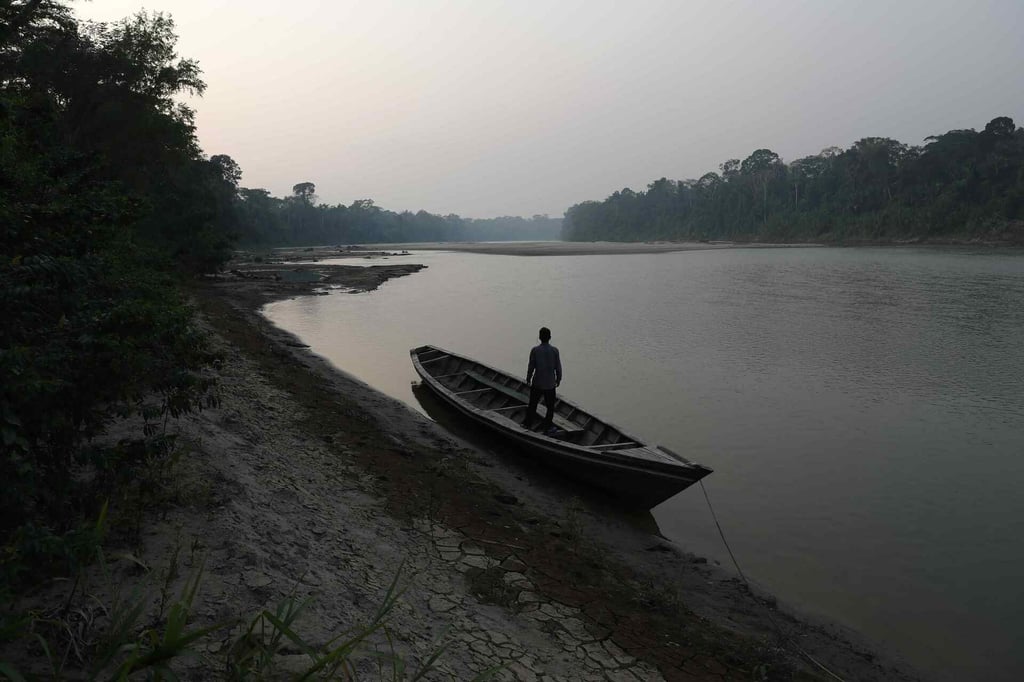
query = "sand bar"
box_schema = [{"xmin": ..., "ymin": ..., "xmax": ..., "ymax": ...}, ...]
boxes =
[{"xmin": 359, "ymin": 240, "xmax": 823, "ymax": 256}]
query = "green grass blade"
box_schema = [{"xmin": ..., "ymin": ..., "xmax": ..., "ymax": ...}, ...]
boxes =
[
  {"xmin": 259, "ymin": 609, "xmax": 316, "ymax": 659},
  {"xmin": 409, "ymin": 641, "xmax": 451, "ymax": 681}
]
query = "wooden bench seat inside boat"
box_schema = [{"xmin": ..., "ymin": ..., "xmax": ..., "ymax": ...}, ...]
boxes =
[{"xmin": 464, "ymin": 370, "xmax": 584, "ymax": 435}]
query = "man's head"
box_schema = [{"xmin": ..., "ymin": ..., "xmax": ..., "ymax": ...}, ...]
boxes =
[{"xmin": 539, "ymin": 327, "xmax": 551, "ymax": 342}]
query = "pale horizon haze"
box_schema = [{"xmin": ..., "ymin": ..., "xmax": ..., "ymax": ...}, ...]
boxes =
[{"xmin": 75, "ymin": 0, "xmax": 1024, "ymax": 218}]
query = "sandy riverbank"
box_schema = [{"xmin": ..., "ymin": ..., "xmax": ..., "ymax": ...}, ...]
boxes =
[
  {"xmin": 360, "ymin": 241, "xmax": 735, "ymax": 256},
  {"xmin": 356, "ymin": 241, "xmax": 822, "ymax": 257},
  {"xmin": 271, "ymin": 238, "xmax": 1022, "ymax": 262},
  {"xmin": 10, "ymin": 254, "xmax": 922, "ymax": 680}
]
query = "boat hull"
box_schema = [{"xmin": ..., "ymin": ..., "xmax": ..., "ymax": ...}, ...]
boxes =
[{"xmin": 410, "ymin": 345, "xmax": 711, "ymax": 508}]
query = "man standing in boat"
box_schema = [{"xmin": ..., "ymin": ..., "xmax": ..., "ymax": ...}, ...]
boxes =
[{"xmin": 524, "ymin": 327, "xmax": 562, "ymax": 432}]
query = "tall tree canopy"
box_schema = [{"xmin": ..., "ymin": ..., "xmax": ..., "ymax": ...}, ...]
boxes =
[
  {"xmin": 1, "ymin": 0, "xmax": 228, "ymax": 593},
  {"xmin": 563, "ymin": 117, "xmax": 1024, "ymax": 243}
]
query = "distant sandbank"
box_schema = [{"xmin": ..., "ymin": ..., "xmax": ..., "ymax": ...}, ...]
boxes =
[{"xmin": 359, "ymin": 240, "xmax": 823, "ymax": 256}]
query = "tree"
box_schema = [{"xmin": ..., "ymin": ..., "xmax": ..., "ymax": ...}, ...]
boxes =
[
  {"xmin": 292, "ymin": 182, "xmax": 317, "ymax": 204},
  {"xmin": 350, "ymin": 198, "xmax": 378, "ymax": 212},
  {"xmin": 983, "ymin": 116, "xmax": 1015, "ymax": 139},
  {"xmin": 210, "ymin": 154, "xmax": 242, "ymax": 188},
  {"xmin": 740, "ymin": 149, "xmax": 781, "ymax": 175},
  {"xmin": 720, "ymin": 159, "xmax": 740, "ymax": 179},
  {"xmin": 696, "ymin": 172, "xmax": 722, "ymax": 190},
  {"xmin": 843, "ymin": 137, "xmax": 908, "ymax": 208},
  {"xmin": 738, "ymin": 149, "xmax": 783, "ymax": 227},
  {"xmin": 1, "ymin": 2, "xmax": 224, "ymax": 594}
]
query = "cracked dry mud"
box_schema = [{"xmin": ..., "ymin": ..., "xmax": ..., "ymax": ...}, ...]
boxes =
[{"xmin": 172, "ymin": 327, "xmax": 664, "ymax": 680}]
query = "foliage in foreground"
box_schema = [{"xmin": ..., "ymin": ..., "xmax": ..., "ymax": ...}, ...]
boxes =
[
  {"xmin": 1, "ymin": 0, "xmax": 228, "ymax": 608},
  {"xmin": 3, "ymin": 556, "xmax": 492, "ymax": 680}
]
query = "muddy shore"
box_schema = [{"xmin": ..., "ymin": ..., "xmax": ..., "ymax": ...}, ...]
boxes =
[{"xmin": 11, "ymin": 247, "xmax": 924, "ymax": 680}]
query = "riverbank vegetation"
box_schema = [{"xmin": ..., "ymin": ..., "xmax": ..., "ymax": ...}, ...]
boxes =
[
  {"xmin": 234, "ymin": 184, "xmax": 561, "ymax": 246},
  {"xmin": 563, "ymin": 116, "xmax": 1024, "ymax": 243},
  {"xmin": 1, "ymin": 0, "xmax": 230, "ymax": 655}
]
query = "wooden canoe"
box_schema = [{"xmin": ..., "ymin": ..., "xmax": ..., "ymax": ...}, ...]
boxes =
[{"xmin": 410, "ymin": 345, "xmax": 712, "ymax": 508}]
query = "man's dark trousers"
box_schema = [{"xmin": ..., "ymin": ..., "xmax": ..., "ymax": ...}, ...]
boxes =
[{"xmin": 525, "ymin": 386, "xmax": 556, "ymax": 429}]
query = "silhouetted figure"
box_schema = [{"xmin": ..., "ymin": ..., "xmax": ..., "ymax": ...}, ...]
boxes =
[{"xmin": 523, "ymin": 327, "xmax": 562, "ymax": 431}]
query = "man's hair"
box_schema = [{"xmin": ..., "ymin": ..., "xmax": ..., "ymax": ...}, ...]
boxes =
[{"xmin": 539, "ymin": 327, "xmax": 551, "ymax": 342}]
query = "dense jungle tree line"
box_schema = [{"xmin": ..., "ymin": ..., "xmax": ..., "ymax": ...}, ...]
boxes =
[
  {"xmin": 233, "ymin": 181, "xmax": 561, "ymax": 246},
  {"xmin": 563, "ymin": 116, "xmax": 1024, "ymax": 243},
  {"xmin": 1, "ymin": 0, "xmax": 233, "ymax": 607}
]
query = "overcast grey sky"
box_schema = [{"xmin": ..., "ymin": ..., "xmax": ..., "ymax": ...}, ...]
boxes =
[{"xmin": 75, "ymin": 0, "xmax": 1024, "ymax": 218}]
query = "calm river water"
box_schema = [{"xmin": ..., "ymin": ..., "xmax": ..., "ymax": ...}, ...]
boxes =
[{"xmin": 264, "ymin": 246, "xmax": 1024, "ymax": 681}]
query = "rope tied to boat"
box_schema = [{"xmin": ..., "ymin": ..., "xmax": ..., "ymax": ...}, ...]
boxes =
[{"xmin": 699, "ymin": 480, "xmax": 847, "ymax": 682}]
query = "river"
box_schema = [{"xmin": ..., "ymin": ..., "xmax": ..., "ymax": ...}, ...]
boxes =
[{"xmin": 263, "ymin": 245, "xmax": 1024, "ymax": 681}]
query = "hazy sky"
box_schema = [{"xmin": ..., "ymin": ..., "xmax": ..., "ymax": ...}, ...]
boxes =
[{"xmin": 75, "ymin": 0, "xmax": 1024, "ymax": 218}]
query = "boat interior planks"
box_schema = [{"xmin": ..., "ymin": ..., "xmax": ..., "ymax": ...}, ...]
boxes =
[{"xmin": 410, "ymin": 345, "xmax": 712, "ymax": 508}]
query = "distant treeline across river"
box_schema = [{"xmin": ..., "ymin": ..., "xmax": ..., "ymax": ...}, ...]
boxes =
[
  {"xmin": 232, "ymin": 181, "xmax": 562, "ymax": 246},
  {"xmin": 235, "ymin": 115, "xmax": 1024, "ymax": 248},
  {"xmin": 562, "ymin": 116, "xmax": 1024, "ymax": 244}
]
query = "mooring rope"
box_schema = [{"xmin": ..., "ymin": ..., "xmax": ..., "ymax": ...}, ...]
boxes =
[{"xmin": 698, "ymin": 480, "xmax": 847, "ymax": 682}]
